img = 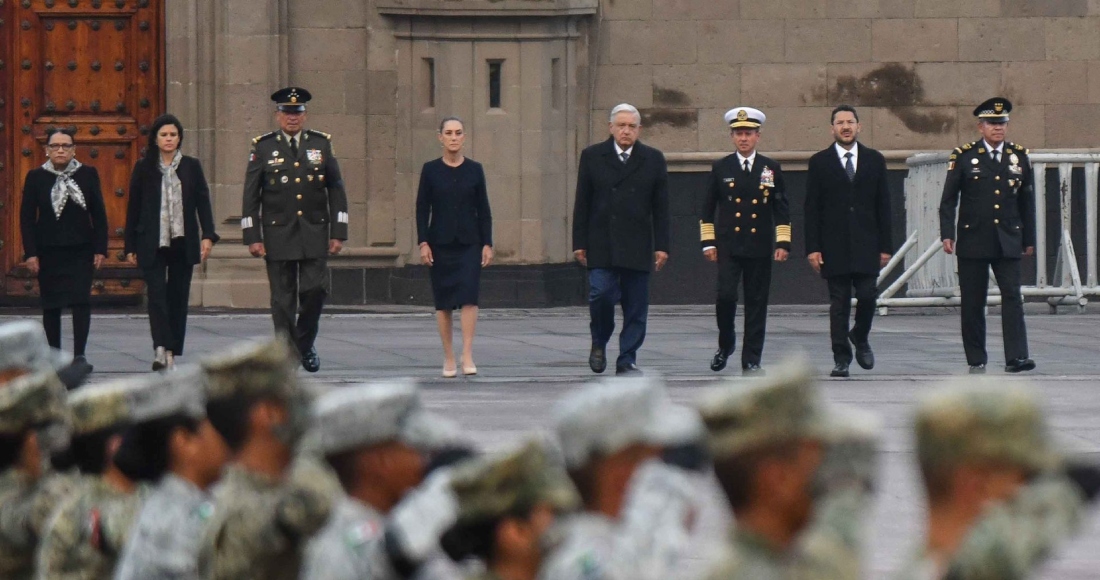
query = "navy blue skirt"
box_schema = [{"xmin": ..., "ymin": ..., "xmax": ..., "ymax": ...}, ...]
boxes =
[{"xmin": 430, "ymin": 242, "xmax": 481, "ymax": 310}]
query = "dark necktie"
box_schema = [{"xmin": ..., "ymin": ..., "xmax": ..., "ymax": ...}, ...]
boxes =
[
  {"xmin": 844, "ymin": 152, "xmax": 855, "ymax": 181},
  {"xmin": 743, "ymin": 159, "xmax": 750, "ymax": 173},
  {"xmin": 991, "ymin": 149, "xmax": 999, "ymax": 163},
  {"xmin": 620, "ymin": 151, "xmax": 630, "ymax": 164},
  {"xmin": 290, "ymin": 136, "xmax": 299, "ymax": 159}
]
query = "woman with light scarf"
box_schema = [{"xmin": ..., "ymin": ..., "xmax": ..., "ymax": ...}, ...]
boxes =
[
  {"xmin": 19, "ymin": 127, "xmax": 109, "ymax": 375},
  {"xmin": 124, "ymin": 114, "xmax": 219, "ymax": 370}
]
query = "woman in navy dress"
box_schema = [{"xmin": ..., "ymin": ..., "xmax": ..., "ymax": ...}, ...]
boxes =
[{"xmin": 416, "ymin": 117, "xmax": 494, "ymax": 377}]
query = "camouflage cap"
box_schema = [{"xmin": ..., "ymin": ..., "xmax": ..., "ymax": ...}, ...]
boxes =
[
  {"xmin": 553, "ymin": 375, "xmax": 704, "ymax": 469},
  {"xmin": 450, "ymin": 439, "xmax": 580, "ymax": 524},
  {"xmin": 311, "ymin": 380, "xmax": 461, "ymax": 455},
  {"xmin": 696, "ymin": 358, "xmax": 834, "ymax": 457},
  {"xmin": 69, "ymin": 368, "xmax": 207, "ymax": 436},
  {"xmin": 916, "ymin": 381, "xmax": 1058, "ymax": 473},
  {"xmin": 201, "ymin": 339, "xmax": 301, "ymax": 402},
  {"xmin": 0, "ymin": 320, "xmax": 72, "ymax": 376},
  {"xmin": 0, "ymin": 371, "xmax": 68, "ymax": 435}
]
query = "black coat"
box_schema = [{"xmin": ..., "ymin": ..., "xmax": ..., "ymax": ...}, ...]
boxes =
[
  {"xmin": 20, "ymin": 165, "xmax": 109, "ymax": 258},
  {"xmin": 124, "ymin": 155, "xmax": 220, "ymax": 268},
  {"xmin": 699, "ymin": 153, "xmax": 791, "ymax": 258},
  {"xmin": 572, "ymin": 138, "xmax": 670, "ymax": 272},
  {"xmin": 415, "ymin": 158, "xmax": 493, "ymax": 247},
  {"xmin": 939, "ymin": 140, "xmax": 1035, "ymax": 260},
  {"xmin": 804, "ymin": 143, "xmax": 894, "ymax": 277}
]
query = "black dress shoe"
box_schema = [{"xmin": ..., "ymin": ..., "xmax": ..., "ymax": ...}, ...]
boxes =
[
  {"xmin": 71, "ymin": 355, "xmax": 94, "ymax": 375},
  {"xmin": 830, "ymin": 362, "xmax": 850, "ymax": 378},
  {"xmin": 851, "ymin": 338, "xmax": 875, "ymax": 370},
  {"xmin": 710, "ymin": 348, "xmax": 732, "ymax": 372},
  {"xmin": 589, "ymin": 345, "xmax": 607, "ymax": 374},
  {"xmin": 615, "ymin": 363, "xmax": 642, "ymax": 376},
  {"xmin": 969, "ymin": 363, "xmax": 987, "ymax": 374},
  {"xmin": 301, "ymin": 347, "xmax": 321, "ymax": 373},
  {"xmin": 1005, "ymin": 358, "xmax": 1036, "ymax": 373},
  {"xmin": 742, "ymin": 363, "xmax": 764, "ymax": 376}
]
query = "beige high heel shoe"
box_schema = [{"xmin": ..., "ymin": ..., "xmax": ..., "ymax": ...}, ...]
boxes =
[
  {"xmin": 462, "ymin": 362, "xmax": 477, "ymax": 376},
  {"xmin": 442, "ymin": 364, "xmax": 458, "ymax": 378}
]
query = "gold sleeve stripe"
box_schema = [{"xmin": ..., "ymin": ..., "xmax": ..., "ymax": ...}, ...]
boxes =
[
  {"xmin": 700, "ymin": 221, "xmax": 716, "ymax": 242},
  {"xmin": 776, "ymin": 225, "xmax": 792, "ymax": 243}
]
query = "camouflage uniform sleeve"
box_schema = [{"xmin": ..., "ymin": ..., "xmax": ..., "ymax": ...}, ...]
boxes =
[
  {"xmin": 29, "ymin": 472, "xmax": 80, "ymax": 541},
  {"xmin": 789, "ymin": 488, "xmax": 868, "ymax": 580},
  {"xmin": 612, "ymin": 460, "xmax": 700, "ymax": 580},
  {"xmin": 0, "ymin": 482, "xmax": 36, "ymax": 554},
  {"xmin": 942, "ymin": 474, "xmax": 1085, "ymax": 580},
  {"xmin": 34, "ymin": 491, "xmax": 83, "ymax": 579}
]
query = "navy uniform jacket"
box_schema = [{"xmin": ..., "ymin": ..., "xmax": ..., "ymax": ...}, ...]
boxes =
[
  {"xmin": 699, "ymin": 153, "xmax": 791, "ymax": 258},
  {"xmin": 939, "ymin": 140, "xmax": 1035, "ymax": 260},
  {"xmin": 241, "ymin": 130, "xmax": 349, "ymax": 261}
]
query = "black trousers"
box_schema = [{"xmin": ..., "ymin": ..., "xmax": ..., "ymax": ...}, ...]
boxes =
[
  {"xmin": 958, "ymin": 257, "xmax": 1029, "ymax": 366},
  {"xmin": 142, "ymin": 238, "xmax": 194, "ymax": 354},
  {"xmin": 716, "ymin": 255, "xmax": 772, "ymax": 367},
  {"xmin": 827, "ymin": 274, "xmax": 879, "ymax": 364},
  {"xmin": 266, "ymin": 258, "xmax": 329, "ymax": 356}
]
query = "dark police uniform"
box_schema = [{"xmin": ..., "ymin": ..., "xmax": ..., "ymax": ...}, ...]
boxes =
[
  {"xmin": 700, "ymin": 107, "xmax": 791, "ymax": 373},
  {"xmin": 242, "ymin": 87, "xmax": 348, "ymax": 370},
  {"xmin": 939, "ymin": 97, "xmax": 1035, "ymax": 373}
]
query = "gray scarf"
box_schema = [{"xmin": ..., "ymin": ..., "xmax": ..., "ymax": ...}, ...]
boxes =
[
  {"xmin": 158, "ymin": 151, "xmax": 185, "ymax": 248},
  {"xmin": 41, "ymin": 159, "xmax": 85, "ymax": 220}
]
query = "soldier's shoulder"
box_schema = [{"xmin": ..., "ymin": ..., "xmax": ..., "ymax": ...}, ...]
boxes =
[
  {"xmin": 307, "ymin": 129, "xmax": 333, "ymax": 140},
  {"xmin": 1007, "ymin": 142, "xmax": 1030, "ymax": 155},
  {"xmin": 251, "ymin": 132, "xmax": 278, "ymax": 146},
  {"xmin": 953, "ymin": 141, "xmax": 979, "ymax": 155}
]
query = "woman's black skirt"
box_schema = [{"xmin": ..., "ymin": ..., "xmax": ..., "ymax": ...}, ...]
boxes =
[
  {"xmin": 37, "ymin": 243, "xmax": 94, "ymax": 310},
  {"xmin": 429, "ymin": 242, "xmax": 481, "ymax": 311}
]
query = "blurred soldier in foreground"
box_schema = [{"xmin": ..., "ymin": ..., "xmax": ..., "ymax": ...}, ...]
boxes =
[
  {"xmin": 300, "ymin": 380, "xmax": 466, "ymax": 580},
  {"xmin": 539, "ymin": 376, "xmax": 706, "ymax": 580},
  {"xmin": 113, "ymin": 368, "xmax": 230, "ymax": 580},
  {"xmin": 440, "ymin": 439, "xmax": 581, "ymax": 580},
  {"xmin": 697, "ymin": 361, "xmax": 880, "ymax": 579},
  {"xmin": 0, "ymin": 371, "xmax": 69, "ymax": 579},
  {"xmin": 0, "ymin": 320, "xmax": 87, "ymax": 389},
  {"xmin": 897, "ymin": 384, "xmax": 1100, "ymax": 580},
  {"xmin": 197, "ymin": 339, "xmax": 332, "ymax": 580}
]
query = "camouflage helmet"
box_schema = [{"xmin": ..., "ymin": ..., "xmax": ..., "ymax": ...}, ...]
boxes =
[
  {"xmin": 450, "ymin": 438, "xmax": 580, "ymax": 524},
  {"xmin": 0, "ymin": 320, "xmax": 72, "ymax": 377},
  {"xmin": 916, "ymin": 381, "xmax": 1058, "ymax": 474},
  {"xmin": 201, "ymin": 339, "xmax": 301, "ymax": 402},
  {"xmin": 68, "ymin": 367, "xmax": 207, "ymax": 436},
  {"xmin": 0, "ymin": 371, "xmax": 68, "ymax": 435}
]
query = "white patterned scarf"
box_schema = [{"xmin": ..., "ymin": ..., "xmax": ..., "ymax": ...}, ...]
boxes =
[
  {"xmin": 41, "ymin": 159, "xmax": 85, "ymax": 220},
  {"xmin": 158, "ymin": 151, "xmax": 185, "ymax": 248}
]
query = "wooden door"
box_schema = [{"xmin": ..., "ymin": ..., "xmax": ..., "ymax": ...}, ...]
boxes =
[{"xmin": 1, "ymin": 0, "xmax": 163, "ymax": 304}]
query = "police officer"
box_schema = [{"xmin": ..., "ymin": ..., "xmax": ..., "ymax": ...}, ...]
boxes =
[
  {"xmin": 939, "ymin": 97, "xmax": 1036, "ymax": 374},
  {"xmin": 242, "ymin": 87, "xmax": 349, "ymax": 372},
  {"xmin": 700, "ymin": 107, "xmax": 791, "ymax": 375},
  {"xmin": 897, "ymin": 382, "xmax": 1100, "ymax": 579}
]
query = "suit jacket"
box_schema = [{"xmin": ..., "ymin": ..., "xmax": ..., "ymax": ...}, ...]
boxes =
[
  {"xmin": 804, "ymin": 143, "xmax": 894, "ymax": 277},
  {"xmin": 939, "ymin": 140, "xmax": 1035, "ymax": 260},
  {"xmin": 415, "ymin": 158, "xmax": 493, "ymax": 247},
  {"xmin": 572, "ymin": 138, "xmax": 670, "ymax": 272},
  {"xmin": 20, "ymin": 165, "xmax": 109, "ymax": 258},
  {"xmin": 241, "ymin": 129, "xmax": 349, "ymax": 261},
  {"xmin": 124, "ymin": 155, "xmax": 220, "ymax": 268},
  {"xmin": 699, "ymin": 152, "xmax": 791, "ymax": 258}
]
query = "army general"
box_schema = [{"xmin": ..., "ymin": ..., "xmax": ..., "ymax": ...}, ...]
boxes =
[{"xmin": 242, "ymin": 87, "xmax": 349, "ymax": 372}]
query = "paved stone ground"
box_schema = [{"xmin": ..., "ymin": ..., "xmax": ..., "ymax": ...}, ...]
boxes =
[{"xmin": 3, "ymin": 305, "xmax": 1098, "ymax": 578}]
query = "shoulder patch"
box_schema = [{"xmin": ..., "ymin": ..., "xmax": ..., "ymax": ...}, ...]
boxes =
[
  {"xmin": 307, "ymin": 129, "xmax": 332, "ymax": 140},
  {"xmin": 252, "ymin": 131, "xmax": 277, "ymax": 145},
  {"xmin": 961, "ymin": 143, "xmax": 972, "ymax": 151},
  {"xmin": 1013, "ymin": 143, "xmax": 1026, "ymax": 152},
  {"xmin": 952, "ymin": 147, "xmax": 963, "ymax": 154}
]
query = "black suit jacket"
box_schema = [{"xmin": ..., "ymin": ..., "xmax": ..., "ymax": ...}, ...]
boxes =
[
  {"xmin": 939, "ymin": 140, "xmax": 1035, "ymax": 260},
  {"xmin": 699, "ymin": 153, "xmax": 791, "ymax": 258},
  {"xmin": 572, "ymin": 138, "xmax": 670, "ymax": 272},
  {"xmin": 20, "ymin": 165, "xmax": 109, "ymax": 258},
  {"xmin": 415, "ymin": 158, "xmax": 493, "ymax": 247},
  {"xmin": 804, "ymin": 143, "xmax": 894, "ymax": 277},
  {"xmin": 124, "ymin": 155, "xmax": 220, "ymax": 268}
]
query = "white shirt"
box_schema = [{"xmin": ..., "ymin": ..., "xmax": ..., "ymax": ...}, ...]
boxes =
[
  {"xmin": 835, "ymin": 142, "xmax": 858, "ymax": 173},
  {"xmin": 736, "ymin": 150, "xmax": 757, "ymax": 173},
  {"xmin": 614, "ymin": 142, "xmax": 634, "ymax": 161},
  {"xmin": 984, "ymin": 140, "xmax": 1004, "ymax": 160}
]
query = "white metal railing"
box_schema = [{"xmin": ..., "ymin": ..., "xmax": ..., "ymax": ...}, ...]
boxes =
[{"xmin": 868, "ymin": 152, "xmax": 1100, "ymax": 312}]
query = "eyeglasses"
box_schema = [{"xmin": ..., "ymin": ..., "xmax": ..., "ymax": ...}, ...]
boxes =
[{"xmin": 46, "ymin": 143, "xmax": 75, "ymax": 151}]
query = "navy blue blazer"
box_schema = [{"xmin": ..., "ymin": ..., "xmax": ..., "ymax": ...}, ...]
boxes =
[{"xmin": 415, "ymin": 158, "xmax": 493, "ymax": 247}]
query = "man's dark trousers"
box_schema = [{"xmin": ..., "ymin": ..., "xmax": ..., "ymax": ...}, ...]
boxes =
[
  {"xmin": 716, "ymin": 255, "xmax": 772, "ymax": 368},
  {"xmin": 266, "ymin": 258, "xmax": 329, "ymax": 356},
  {"xmin": 958, "ymin": 256, "xmax": 1028, "ymax": 366},
  {"xmin": 827, "ymin": 274, "xmax": 878, "ymax": 364},
  {"xmin": 589, "ymin": 267, "xmax": 649, "ymax": 369}
]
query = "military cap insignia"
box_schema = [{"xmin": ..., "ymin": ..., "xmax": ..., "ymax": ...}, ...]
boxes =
[
  {"xmin": 994, "ymin": 101, "xmax": 1004, "ymax": 113},
  {"xmin": 736, "ymin": 110, "xmax": 748, "ymax": 121}
]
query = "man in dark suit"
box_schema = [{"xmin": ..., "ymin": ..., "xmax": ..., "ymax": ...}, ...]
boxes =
[
  {"xmin": 572, "ymin": 103, "xmax": 670, "ymax": 375},
  {"xmin": 242, "ymin": 87, "xmax": 349, "ymax": 372},
  {"xmin": 699, "ymin": 107, "xmax": 790, "ymax": 375},
  {"xmin": 940, "ymin": 97, "xmax": 1036, "ymax": 374},
  {"xmin": 805, "ymin": 105, "xmax": 893, "ymax": 378}
]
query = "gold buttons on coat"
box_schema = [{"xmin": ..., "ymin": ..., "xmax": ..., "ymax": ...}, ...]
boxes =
[
  {"xmin": 295, "ymin": 178, "xmax": 301, "ymax": 183},
  {"xmin": 995, "ymin": 176, "xmax": 1000, "ymax": 181},
  {"xmin": 751, "ymin": 228, "xmax": 757, "ymax": 233},
  {"xmin": 752, "ymin": 199, "xmax": 758, "ymax": 204},
  {"xmin": 735, "ymin": 212, "xmax": 741, "ymax": 218},
  {"xmin": 995, "ymin": 190, "xmax": 1001, "ymax": 195},
  {"xmin": 294, "ymin": 162, "xmax": 300, "ymax": 167},
  {"xmin": 994, "ymin": 219, "xmax": 999, "ymax": 224},
  {"xmin": 735, "ymin": 227, "xmax": 741, "ymax": 232},
  {"xmin": 297, "ymin": 210, "xmax": 303, "ymax": 216},
  {"xmin": 735, "ymin": 198, "xmax": 741, "ymax": 203},
  {"xmin": 297, "ymin": 195, "xmax": 303, "ymax": 200},
  {"xmin": 752, "ymin": 213, "xmax": 757, "ymax": 219},
  {"xmin": 994, "ymin": 204, "xmax": 1000, "ymax": 209}
]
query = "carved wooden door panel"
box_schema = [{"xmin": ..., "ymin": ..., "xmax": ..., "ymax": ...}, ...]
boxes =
[{"xmin": 1, "ymin": 0, "xmax": 163, "ymax": 303}]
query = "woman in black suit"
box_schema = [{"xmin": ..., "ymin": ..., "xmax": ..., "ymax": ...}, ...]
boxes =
[
  {"xmin": 124, "ymin": 114, "xmax": 219, "ymax": 370},
  {"xmin": 416, "ymin": 117, "xmax": 493, "ymax": 378},
  {"xmin": 19, "ymin": 127, "xmax": 108, "ymax": 373}
]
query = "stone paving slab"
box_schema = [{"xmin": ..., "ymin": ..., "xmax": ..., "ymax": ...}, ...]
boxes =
[{"xmin": 2, "ymin": 306, "xmax": 1098, "ymax": 578}]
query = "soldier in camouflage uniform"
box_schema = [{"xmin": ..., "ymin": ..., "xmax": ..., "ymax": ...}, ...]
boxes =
[
  {"xmin": 0, "ymin": 371, "xmax": 69, "ymax": 580},
  {"xmin": 300, "ymin": 380, "xmax": 466, "ymax": 580},
  {"xmin": 197, "ymin": 339, "xmax": 333, "ymax": 580},
  {"xmin": 538, "ymin": 376, "xmax": 707, "ymax": 580},
  {"xmin": 696, "ymin": 360, "xmax": 880, "ymax": 580},
  {"xmin": 896, "ymin": 383, "xmax": 1100, "ymax": 580},
  {"xmin": 112, "ymin": 367, "xmax": 229, "ymax": 580},
  {"xmin": 441, "ymin": 439, "xmax": 581, "ymax": 580}
]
